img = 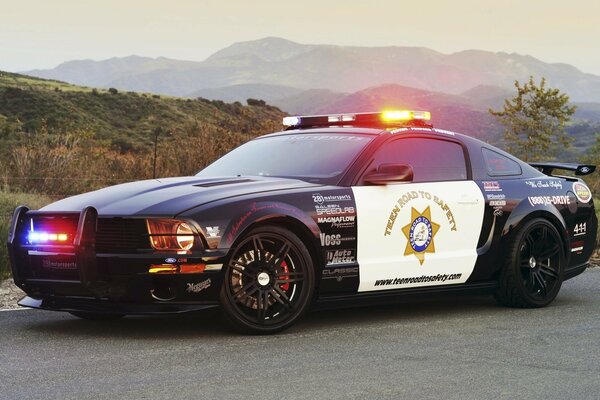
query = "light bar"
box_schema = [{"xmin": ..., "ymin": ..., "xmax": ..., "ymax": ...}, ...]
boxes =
[
  {"xmin": 382, "ymin": 110, "xmax": 430, "ymax": 122},
  {"xmin": 28, "ymin": 231, "xmax": 69, "ymax": 243},
  {"xmin": 282, "ymin": 110, "xmax": 432, "ymax": 129}
]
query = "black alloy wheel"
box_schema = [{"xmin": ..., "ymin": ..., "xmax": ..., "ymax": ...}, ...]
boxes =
[
  {"xmin": 495, "ymin": 218, "xmax": 565, "ymax": 308},
  {"xmin": 219, "ymin": 225, "xmax": 315, "ymax": 334}
]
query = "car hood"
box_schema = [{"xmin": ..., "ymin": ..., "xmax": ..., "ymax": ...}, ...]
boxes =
[{"xmin": 39, "ymin": 176, "xmax": 319, "ymax": 216}]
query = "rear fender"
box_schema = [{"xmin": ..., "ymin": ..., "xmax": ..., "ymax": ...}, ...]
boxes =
[{"xmin": 501, "ymin": 198, "xmax": 569, "ymax": 259}]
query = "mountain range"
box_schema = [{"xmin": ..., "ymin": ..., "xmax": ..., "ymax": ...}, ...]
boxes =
[{"xmin": 24, "ymin": 37, "xmax": 600, "ymax": 105}]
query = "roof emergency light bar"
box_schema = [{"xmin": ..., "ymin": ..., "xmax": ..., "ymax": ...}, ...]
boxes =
[{"xmin": 283, "ymin": 110, "xmax": 432, "ymax": 129}]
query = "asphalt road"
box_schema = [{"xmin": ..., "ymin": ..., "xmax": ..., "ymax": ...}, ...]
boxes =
[{"xmin": 2, "ymin": 270, "xmax": 600, "ymax": 400}]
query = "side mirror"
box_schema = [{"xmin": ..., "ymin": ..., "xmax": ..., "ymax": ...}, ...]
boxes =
[{"xmin": 363, "ymin": 164, "xmax": 414, "ymax": 185}]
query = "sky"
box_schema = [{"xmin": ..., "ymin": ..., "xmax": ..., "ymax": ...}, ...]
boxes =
[{"xmin": 2, "ymin": 0, "xmax": 600, "ymax": 75}]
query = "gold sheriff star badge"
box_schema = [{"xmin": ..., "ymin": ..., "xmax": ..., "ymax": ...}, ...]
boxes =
[{"xmin": 402, "ymin": 206, "xmax": 440, "ymax": 265}]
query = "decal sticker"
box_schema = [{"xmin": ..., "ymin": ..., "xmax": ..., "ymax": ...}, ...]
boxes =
[
  {"xmin": 528, "ymin": 196, "xmax": 571, "ymax": 206},
  {"xmin": 353, "ymin": 181, "xmax": 484, "ymax": 292},
  {"xmin": 374, "ymin": 273, "xmax": 462, "ymax": 287},
  {"xmin": 493, "ymin": 208, "xmax": 503, "ymax": 217},
  {"xmin": 573, "ymin": 222, "xmax": 587, "ymax": 237},
  {"xmin": 317, "ymin": 215, "xmax": 355, "ymax": 229},
  {"xmin": 204, "ymin": 226, "xmax": 221, "ymax": 238},
  {"xmin": 401, "ymin": 207, "xmax": 440, "ymax": 265},
  {"xmin": 322, "ymin": 266, "xmax": 359, "ymax": 282},
  {"xmin": 525, "ymin": 180, "xmax": 563, "ymax": 190},
  {"xmin": 165, "ymin": 257, "xmax": 177, "ymax": 264},
  {"xmin": 326, "ymin": 249, "xmax": 356, "ymax": 264},
  {"xmin": 573, "ymin": 182, "xmax": 592, "ymax": 203},
  {"xmin": 486, "ymin": 193, "xmax": 505, "ymax": 200},
  {"xmin": 319, "ymin": 233, "xmax": 355, "ymax": 247},
  {"xmin": 483, "ymin": 181, "xmax": 502, "ymax": 192},
  {"xmin": 186, "ymin": 278, "xmax": 211, "ymax": 293},
  {"xmin": 570, "ymin": 241, "xmax": 584, "ymax": 254}
]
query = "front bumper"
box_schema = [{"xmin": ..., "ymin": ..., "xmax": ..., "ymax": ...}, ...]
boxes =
[
  {"xmin": 19, "ymin": 295, "xmax": 219, "ymax": 315},
  {"xmin": 7, "ymin": 206, "xmax": 224, "ymax": 314}
]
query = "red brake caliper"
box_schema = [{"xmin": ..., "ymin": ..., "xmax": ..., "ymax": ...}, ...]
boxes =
[{"xmin": 280, "ymin": 261, "xmax": 290, "ymax": 291}]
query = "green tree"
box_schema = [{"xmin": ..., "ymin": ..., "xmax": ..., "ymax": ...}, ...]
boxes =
[{"xmin": 489, "ymin": 76, "xmax": 576, "ymax": 161}]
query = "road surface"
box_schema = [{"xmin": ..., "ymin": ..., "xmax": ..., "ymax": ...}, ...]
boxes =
[{"xmin": 1, "ymin": 269, "xmax": 600, "ymax": 399}]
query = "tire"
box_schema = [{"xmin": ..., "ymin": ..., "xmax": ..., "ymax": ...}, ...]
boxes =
[
  {"xmin": 69, "ymin": 311, "xmax": 125, "ymax": 321},
  {"xmin": 494, "ymin": 218, "xmax": 565, "ymax": 308},
  {"xmin": 219, "ymin": 225, "xmax": 315, "ymax": 334}
]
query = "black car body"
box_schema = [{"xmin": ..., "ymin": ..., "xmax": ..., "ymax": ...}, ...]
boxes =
[{"xmin": 8, "ymin": 111, "xmax": 597, "ymax": 333}]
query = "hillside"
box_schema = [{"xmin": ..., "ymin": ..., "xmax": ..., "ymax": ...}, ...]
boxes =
[
  {"xmin": 0, "ymin": 71, "xmax": 286, "ymax": 196},
  {"xmin": 0, "ymin": 71, "xmax": 285, "ymax": 148},
  {"xmin": 23, "ymin": 37, "xmax": 600, "ymax": 102}
]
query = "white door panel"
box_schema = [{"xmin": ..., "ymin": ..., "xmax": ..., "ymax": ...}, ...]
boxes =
[{"xmin": 352, "ymin": 181, "xmax": 484, "ymax": 292}]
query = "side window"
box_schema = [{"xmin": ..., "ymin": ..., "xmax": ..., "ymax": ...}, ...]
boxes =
[
  {"xmin": 482, "ymin": 148, "xmax": 522, "ymax": 176},
  {"xmin": 365, "ymin": 137, "xmax": 468, "ymax": 183}
]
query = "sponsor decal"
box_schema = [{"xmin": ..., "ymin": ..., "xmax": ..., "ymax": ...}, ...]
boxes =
[
  {"xmin": 483, "ymin": 181, "xmax": 502, "ymax": 192},
  {"xmin": 401, "ymin": 206, "xmax": 440, "ymax": 265},
  {"xmin": 525, "ymin": 180, "xmax": 563, "ymax": 190},
  {"xmin": 326, "ymin": 249, "xmax": 356, "ymax": 265},
  {"xmin": 322, "ymin": 266, "xmax": 359, "ymax": 282},
  {"xmin": 319, "ymin": 233, "xmax": 355, "ymax": 247},
  {"xmin": 570, "ymin": 241, "xmax": 584, "ymax": 254},
  {"xmin": 186, "ymin": 279, "xmax": 211, "ymax": 293},
  {"xmin": 42, "ymin": 259, "xmax": 77, "ymax": 270},
  {"xmin": 528, "ymin": 196, "xmax": 571, "ymax": 206},
  {"xmin": 486, "ymin": 193, "xmax": 506, "ymax": 200},
  {"xmin": 489, "ymin": 200, "xmax": 507, "ymax": 207},
  {"xmin": 165, "ymin": 257, "xmax": 177, "ymax": 264},
  {"xmin": 204, "ymin": 226, "xmax": 221, "ymax": 238},
  {"xmin": 493, "ymin": 208, "xmax": 503, "ymax": 217},
  {"xmin": 315, "ymin": 204, "xmax": 355, "ymax": 216},
  {"xmin": 317, "ymin": 215, "xmax": 356, "ymax": 229},
  {"xmin": 573, "ymin": 222, "xmax": 587, "ymax": 237},
  {"xmin": 573, "ymin": 182, "xmax": 592, "ymax": 203},
  {"xmin": 312, "ymin": 193, "xmax": 353, "ymax": 204}
]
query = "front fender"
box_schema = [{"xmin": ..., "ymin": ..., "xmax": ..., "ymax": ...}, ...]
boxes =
[{"xmin": 221, "ymin": 201, "xmax": 320, "ymax": 248}]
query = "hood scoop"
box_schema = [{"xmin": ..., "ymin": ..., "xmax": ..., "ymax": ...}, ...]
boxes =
[{"xmin": 194, "ymin": 178, "xmax": 254, "ymax": 188}]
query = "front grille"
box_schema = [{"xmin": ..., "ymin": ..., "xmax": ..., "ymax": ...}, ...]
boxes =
[{"xmin": 96, "ymin": 218, "xmax": 149, "ymax": 253}]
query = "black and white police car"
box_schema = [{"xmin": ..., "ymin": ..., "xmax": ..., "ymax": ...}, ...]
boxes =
[{"xmin": 8, "ymin": 110, "xmax": 597, "ymax": 333}]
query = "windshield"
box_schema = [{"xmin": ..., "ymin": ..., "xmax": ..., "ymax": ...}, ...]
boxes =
[{"xmin": 196, "ymin": 133, "xmax": 374, "ymax": 183}]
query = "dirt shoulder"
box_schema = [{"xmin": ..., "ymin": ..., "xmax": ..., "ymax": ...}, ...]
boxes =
[{"xmin": 0, "ymin": 279, "xmax": 25, "ymax": 310}]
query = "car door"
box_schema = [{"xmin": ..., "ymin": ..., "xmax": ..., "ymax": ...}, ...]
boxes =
[{"xmin": 351, "ymin": 135, "xmax": 485, "ymax": 292}]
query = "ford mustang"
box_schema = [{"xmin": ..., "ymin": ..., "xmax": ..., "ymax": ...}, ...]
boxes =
[{"xmin": 7, "ymin": 110, "xmax": 597, "ymax": 334}]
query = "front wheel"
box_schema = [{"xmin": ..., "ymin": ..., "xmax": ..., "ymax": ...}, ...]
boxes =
[
  {"xmin": 495, "ymin": 218, "xmax": 565, "ymax": 308},
  {"xmin": 220, "ymin": 226, "xmax": 315, "ymax": 334}
]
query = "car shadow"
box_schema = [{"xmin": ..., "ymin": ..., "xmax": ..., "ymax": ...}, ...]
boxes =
[{"xmin": 22, "ymin": 291, "xmax": 586, "ymax": 339}]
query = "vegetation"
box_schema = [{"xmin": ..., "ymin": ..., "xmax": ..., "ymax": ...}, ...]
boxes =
[
  {"xmin": 0, "ymin": 191, "xmax": 53, "ymax": 278},
  {"xmin": 490, "ymin": 76, "xmax": 576, "ymax": 162},
  {"xmin": 0, "ymin": 70, "xmax": 286, "ymax": 196}
]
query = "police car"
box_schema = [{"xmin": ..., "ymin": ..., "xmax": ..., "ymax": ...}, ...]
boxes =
[{"xmin": 7, "ymin": 110, "xmax": 598, "ymax": 334}]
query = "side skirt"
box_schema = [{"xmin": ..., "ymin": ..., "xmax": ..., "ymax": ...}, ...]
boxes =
[{"xmin": 314, "ymin": 281, "xmax": 497, "ymax": 310}]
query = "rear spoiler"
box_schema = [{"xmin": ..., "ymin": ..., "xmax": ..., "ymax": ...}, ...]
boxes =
[{"xmin": 529, "ymin": 162, "xmax": 596, "ymax": 176}]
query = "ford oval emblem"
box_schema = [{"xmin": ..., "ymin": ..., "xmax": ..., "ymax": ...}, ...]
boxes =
[{"xmin": 165, "ymin": 258, "xmax": 177, "ymax": 264}]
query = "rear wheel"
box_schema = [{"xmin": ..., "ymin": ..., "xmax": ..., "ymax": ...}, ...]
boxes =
[
  {"xmin": 495, "ymin": 218, "xmax": 564, "ymax": 308},
  {"xmin": 220, "ymin": 225, "xmax": 315, "ymax": 334}
]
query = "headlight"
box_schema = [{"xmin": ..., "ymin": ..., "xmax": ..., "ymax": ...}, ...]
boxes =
[{"xmin": 146, "ymin": 219, "xmax": 196, "ymax": 252}]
